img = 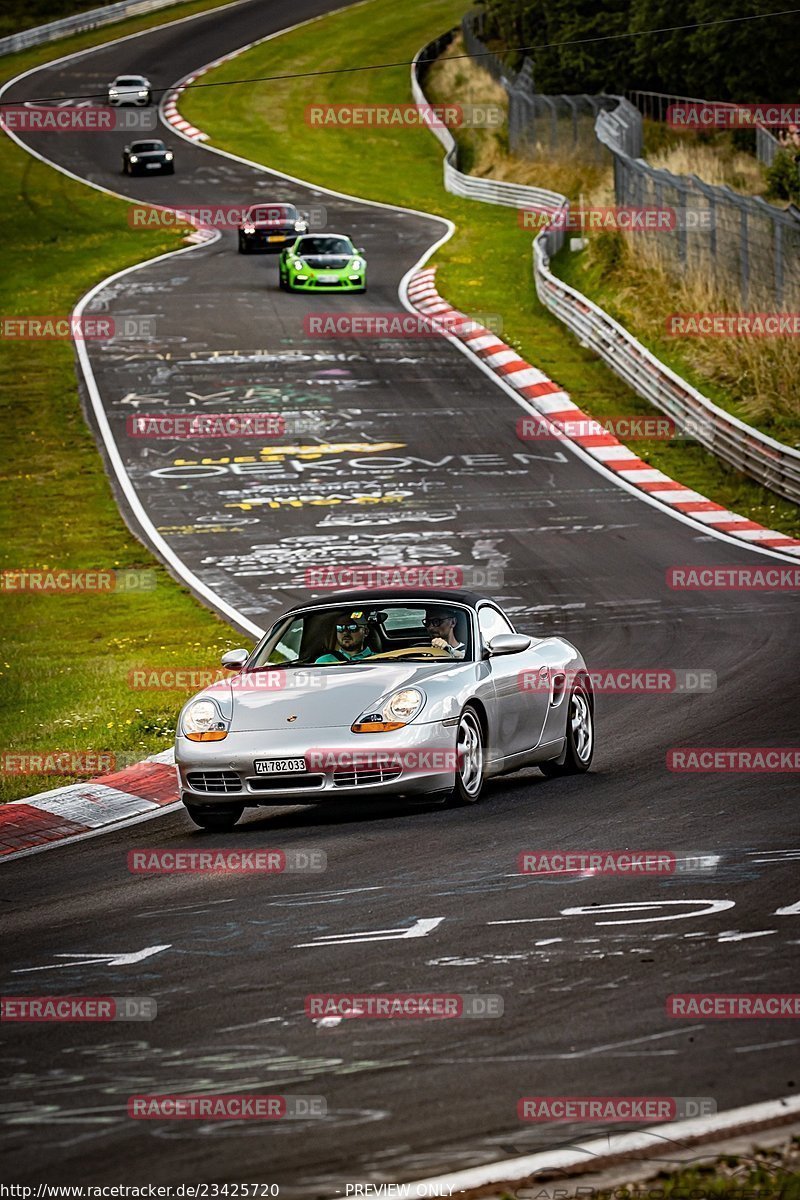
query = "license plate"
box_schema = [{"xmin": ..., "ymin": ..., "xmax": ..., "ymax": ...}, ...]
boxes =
[
  {"xmin": 146, "ymin": 162, "xmax": 160, "ymax": 169},
  {"xmin": 317, "ymin": 274, "xmax": 338, "ymax": 282},
  {"xmin": 253, "ymin": 757, "xmax": 306, "ymax": 774},
  {"xmin": 267, "ymin": 235, "xmax": 285, "ymax": 242}
]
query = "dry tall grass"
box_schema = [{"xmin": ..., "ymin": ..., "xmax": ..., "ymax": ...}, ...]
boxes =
[{"xmin": 425, "ymin": 37, "xmax": 798, "ymax": 434}]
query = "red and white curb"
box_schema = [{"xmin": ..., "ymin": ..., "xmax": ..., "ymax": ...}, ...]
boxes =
[
  {"xmin": 162, "ymin": 71, "xmax": 209, "ymax": 141},
  {"xmin": 407, "ymin": 269, "xmax": 800, "ymax": 557},
  {"xmin": 0, "ymin": 751, "xmax": 179, "ymax": 862}
]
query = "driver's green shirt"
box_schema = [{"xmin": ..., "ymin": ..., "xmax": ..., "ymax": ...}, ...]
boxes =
[{"xmin": 314, "ymin": 647, "xmax": 373, "ymax": 664}]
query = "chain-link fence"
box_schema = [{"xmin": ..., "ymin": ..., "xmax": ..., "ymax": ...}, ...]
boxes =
[
  {"xmin": 462, "ymin": 12, "xmax": 800, "ymax": 309},
  {"xmin": 597, "ymin": 115, "xmax": 800, "ymax": 308},
  {"xmin": 461, "ymin": 13, "xmax": 619, "ymax": 164},
  {"xmin": 626, "ymin": 91, "xmax": 783, "ymax": 167}
]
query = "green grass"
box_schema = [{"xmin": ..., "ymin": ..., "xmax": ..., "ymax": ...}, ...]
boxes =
[
  {"xmin": 181, "ymin": 0, "xmax": 800, "ymax": 540},
  {"xmin": 0, "ymin": 0, "xmax": 249, "ymax": 803}
]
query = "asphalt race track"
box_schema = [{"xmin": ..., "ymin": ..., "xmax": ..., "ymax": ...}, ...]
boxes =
[{"xmin": 2, "ymin": 0, "xmax": 799, "ymax": 1190}]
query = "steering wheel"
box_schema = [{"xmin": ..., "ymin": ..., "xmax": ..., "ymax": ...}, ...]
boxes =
[{"xmin": 369, "ymin": 644, "xmax": 452, "ymax": 660}]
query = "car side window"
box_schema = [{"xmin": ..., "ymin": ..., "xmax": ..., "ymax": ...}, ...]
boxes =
[{"xmin": 478, "ymin": 605, "xmax": 514, "ymax": 646}]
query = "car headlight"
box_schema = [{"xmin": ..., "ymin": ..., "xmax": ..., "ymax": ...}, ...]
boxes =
[
  {"xmin": 292, "ymin": 258, "xmax": 304, "ymax": 270},
  {"xmin": 182, "ymin": 698, "xmax": 229, "ymax": 742},
  {"xmin": 138, "ymin": 90, "xmax": 148, "ymax": 96},
  {"xmin": 129, "ymin": 154, "xmax": 138, "ymax": 163},
  {"xmin": 294, "ymin": 221, "xmax": 307, "ymax": 231},
  {"xmin": 164, "ymin": 151, "xmax": 173, "ymax": 160},
  {"xmin": 351, "ymin": 257, "xmax": 365, "ymax": 270},
  {"xmin": 352, "ymin": 687, "xmax": 425, "ymax": 733}
]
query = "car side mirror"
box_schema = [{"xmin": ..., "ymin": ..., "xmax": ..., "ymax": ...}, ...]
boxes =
[
  {"xmin": 221, "ymin": 648, "xmax": 249, "ymax": 670},
  {"xmin": 487, "ymin": 633, "xmax": 532, "ymax": 656},
  {"xmin": 358, "ymin": 247, "xmax": 366, "ymax": 254}
]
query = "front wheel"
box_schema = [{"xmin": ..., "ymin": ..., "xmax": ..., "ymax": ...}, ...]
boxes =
[
  {"xmin": 279, "ymin": 273, "xmax": 290, "ymax": 291},
  {"xmin": 443, "ymin": 706, "xmax": 485, "ymax": 806},
  {"xmin": 539, "ymin": 683, "xmax": 594, "ymax": 776},
  {"xmin": 183, "ymin": 801, "xmax": 244, "ymax": 831}
]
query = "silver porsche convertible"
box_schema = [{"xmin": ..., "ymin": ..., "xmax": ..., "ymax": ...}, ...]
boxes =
[{"xmin": 175, "ymin": 589, "xmax": 595, "ymax": 830}]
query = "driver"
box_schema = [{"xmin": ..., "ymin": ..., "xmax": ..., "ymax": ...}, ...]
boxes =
[
  {"xmin": 423, "ymin": 608, "xmax": 466, "ymax": 660},
  {"xmin": 315, "ymin": 612, "xmax": 374, "ymax": 664}
]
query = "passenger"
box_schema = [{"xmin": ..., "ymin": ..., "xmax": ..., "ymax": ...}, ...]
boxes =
[{"xmin": 315, "ymin": 613, "xmax": 374, "ymax": 663}]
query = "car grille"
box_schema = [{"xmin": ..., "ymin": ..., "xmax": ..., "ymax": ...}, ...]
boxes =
[
  {"xmin": 332, "ymin": 764, "xmax": 402, "ymax": 788},
  {"xmin": 186, "ymin": 770, "xmax": 241, "ymax": 794},
  {"xmin": 248, "ymin": 774, "xmax": 325, "ymax": 792}
]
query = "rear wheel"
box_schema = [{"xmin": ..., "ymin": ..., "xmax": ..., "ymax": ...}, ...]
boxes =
[
  {"xmin": 183, "ymin": 801, "xmax": 244, "ymax": 831},
  {"xmin": 443, "ymin": 706, "xmax": 485, "ymax": 806},
  {"xmin": 539, "ymin": 683, "xmax": 594, "ymax": 776}
]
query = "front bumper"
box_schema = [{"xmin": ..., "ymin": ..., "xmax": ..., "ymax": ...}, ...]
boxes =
[
  {"xmin": 128, "ymin": 160, "xmax": 172, "ymax": 174},
  {"xmin": 242, "ymin": 230, "xmax": 297, "ymax": 251},
  {"xmin": 287, "ymin": 272, "xmax": 366, "ymax": 291},
  {"xmin": 110, "ymin": 94, "xmax": 149, "ymax": 106},
  {"xmin": 176, "ymin": 722, "xmax": 455, "ymax": 805}
]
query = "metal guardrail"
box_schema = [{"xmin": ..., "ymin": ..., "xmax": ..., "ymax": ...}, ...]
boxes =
[
  {"xmin": 0, "ymin": 0, "xmax": 187, "ymax": 58},
  {"xmin": 411, "ymin": 34, "xmax": 800, "ymax": 505},
  {"xmin": 412, "ymin": 31, "xmax": 564, "ymax": 215}
]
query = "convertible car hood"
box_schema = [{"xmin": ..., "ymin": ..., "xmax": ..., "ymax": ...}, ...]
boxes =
[{"xmin": 206, "ymin": 662, "xmax": 465, "ymax": 732}]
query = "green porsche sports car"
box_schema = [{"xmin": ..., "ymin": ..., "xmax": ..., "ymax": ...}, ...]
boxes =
[{"xmin": 279, "ymin": 234, "xmax": 366, "ymax": 292}]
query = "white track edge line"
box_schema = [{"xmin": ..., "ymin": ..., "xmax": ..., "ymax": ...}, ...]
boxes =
[{"xmin": 396, "ymin": 1094, "xmax": 800, "ymax": 1194}]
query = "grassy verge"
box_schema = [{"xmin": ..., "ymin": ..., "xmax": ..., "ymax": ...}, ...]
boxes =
[
  {"xmin": 182, "ymin": 1, "xmax": 800, "ymax": 539},
  {"xmin": 0, "ymin": 0, "xmax": 248, "ymax": 803}
]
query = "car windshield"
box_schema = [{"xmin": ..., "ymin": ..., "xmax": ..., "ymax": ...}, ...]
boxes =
[
  {"xmin": 248, "ymin": 602, "xmax": 473, "ymax": 668},
  {"xmin": 248, "ymin": 205, "xmax": 296, "ymax": 223},
  {"xmin": 117, "ymin": 78, "xmax": 144, "ymax": 85},
  {"xmin": 132, "ymin": 142, "xmax": 164, "ymax": 152},
  {"xmin": 296, "ymin": 236, "xmax": 352, "ymax": 255}
]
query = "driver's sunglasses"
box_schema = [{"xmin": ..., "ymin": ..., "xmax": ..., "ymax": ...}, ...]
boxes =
[
  {"xmin": 423, "ymin": 615, "xmax": 449, "ymax": 626},
  {"xmin": 336, "ymin": 622, "xmax": 365, "ymax": 632}
]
